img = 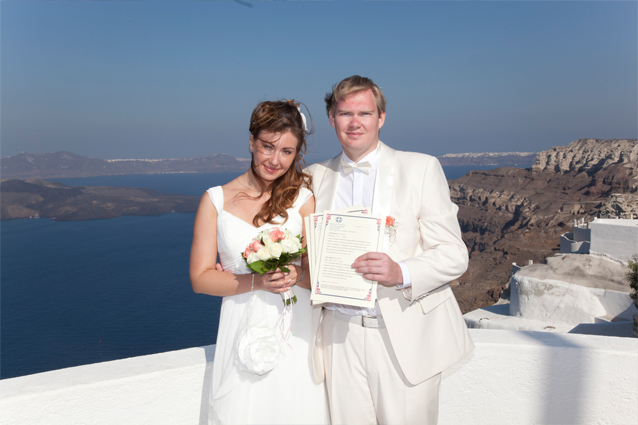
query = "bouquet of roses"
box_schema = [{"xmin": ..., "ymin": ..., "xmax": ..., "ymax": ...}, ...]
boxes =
[{"xmin": 242, "ymin": 227, "xmax": 306, "ymax": 305}]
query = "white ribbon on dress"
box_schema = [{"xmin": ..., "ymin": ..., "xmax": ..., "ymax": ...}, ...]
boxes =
[{"xmin": 235, "ymin": 290, "xmax": 284, "ymax": 375}]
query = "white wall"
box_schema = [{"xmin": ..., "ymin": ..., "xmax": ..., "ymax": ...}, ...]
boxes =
[
  {"xmin": 0, "ymin": 345, "xmax": 215, "ymax": 425},
  {"xmin": 509, "ymin": 274, "xmax": 636, "ymax": 325},
  {"xmin": 560, "ymin": 232, "xmax": 590, "ymax": 254},
  {"xmin": 2, "ymin": 331, "xmax": 637, "ymax": 425},
  {"xmin": 590, "ymin": 219, "xmax": 638, "ymax": 261},
  {"xmin": 439, "ymin": 330, "xmax": 637, "ymax": 425}
]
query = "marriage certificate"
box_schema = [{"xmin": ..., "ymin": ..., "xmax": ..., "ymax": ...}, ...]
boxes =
[
  {"xmin": 309, "ymin": 211, "xmax": 385, "ymax": 308},
  {"xmin": 306, "ymin": 206, "xmax": 370, "ymax": 286}
]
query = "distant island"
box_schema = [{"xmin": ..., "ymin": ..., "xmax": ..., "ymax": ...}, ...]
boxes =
[
  {"xmin": 0, "ymin": 147, "xmax": 538, "ymax": 223},
  {"xmin": 0, "ymin": 150, "xmax": 536, "ymax": 180},
  {"xmin": 0, "ymin": 151, "xmax": 251, "ymax": 180},
  {"xmin": 1, "ymin": 179, "xmax": 199, "ymax": 221}
]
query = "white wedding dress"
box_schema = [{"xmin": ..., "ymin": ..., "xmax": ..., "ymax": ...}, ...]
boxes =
[{"xmin": 206, "ymin": 186, "xmax": 329, "ymax": 425}]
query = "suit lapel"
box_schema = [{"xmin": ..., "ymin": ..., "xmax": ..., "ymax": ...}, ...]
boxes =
[
  {"xmin": 315, "ymin": 154, "xmax": 342, "ymax": 212},
  {"xmin": 373, "ymin": 142, "xmax": 397, "ymax": 314},
  {"xmin": 372, "ymin": 141, "xmax": 395, "ymax": 217}
]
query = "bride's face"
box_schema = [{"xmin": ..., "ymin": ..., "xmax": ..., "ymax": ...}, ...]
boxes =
[{"xmin": 250, "ymin": 130, "xmax": 299, "ymax": 183}]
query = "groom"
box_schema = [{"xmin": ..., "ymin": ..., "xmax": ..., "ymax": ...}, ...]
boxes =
[{"xmin": 308, "ymin": 76, "xmax": 474, "ymax": 424}]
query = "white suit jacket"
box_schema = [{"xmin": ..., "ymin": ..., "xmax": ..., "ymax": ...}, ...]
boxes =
[{"xmin": 307, "ymin": 141, "xmax": 474, "ymax": 385}]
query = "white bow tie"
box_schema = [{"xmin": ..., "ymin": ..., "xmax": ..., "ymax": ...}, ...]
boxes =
[{"xmin": 342, "ymin": 161, "xmax": 372, "ymax": 175}]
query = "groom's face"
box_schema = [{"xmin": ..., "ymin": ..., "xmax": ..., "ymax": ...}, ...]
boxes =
[{"xmin": 329, "ymin": 89, "xmax": 386, "ymax": 162}]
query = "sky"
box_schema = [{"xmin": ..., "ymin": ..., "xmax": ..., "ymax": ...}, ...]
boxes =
[{"xmin": 1, "ymin": 1, "xmax": 636, "ymax": 164}]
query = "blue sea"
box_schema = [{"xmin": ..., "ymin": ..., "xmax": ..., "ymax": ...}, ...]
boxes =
[{"xmin": 1, "ymin": 165, "xmax": 494, "ymax": 379}]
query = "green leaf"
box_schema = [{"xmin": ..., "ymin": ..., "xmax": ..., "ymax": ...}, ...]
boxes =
[{"xmin": 247, "ymin": 260, "xmax": 269, "ymax": 276}]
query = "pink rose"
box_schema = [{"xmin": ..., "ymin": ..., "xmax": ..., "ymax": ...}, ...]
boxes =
[
  {"xmin": 386, "ymin": 216, "xmax": 395, "ymax": 227},
  {"xmin": 269, "ymin": 228, "xmax": 285, "ymax": 242},
  {"xmin": 249, "ymin": 240, "xmax": 263, "ymax": 252},
  {"xmin": 243, "ymin": 247, "xmax": 251, "ymax": 259}
]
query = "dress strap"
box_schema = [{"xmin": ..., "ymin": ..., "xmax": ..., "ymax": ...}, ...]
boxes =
[
  {"xmin": 292, "ymin": 187, "xmax": 313, "ymax": 211},
  {"xmin": 206, "ymin": 186, "xmax": 224, "ymax": 214}
]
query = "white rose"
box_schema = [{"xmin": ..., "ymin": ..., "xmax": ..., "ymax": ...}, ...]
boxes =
[
  {"xmin": 280, "ymin": 238, "xmax": 296, "ymax": 253},
  {"xmin": 268, "ymin": 243, "xmax": 283, "ymax": 258},
  {"xmin": 261, "ymin": 235, "xmax": 273, "ymax": 247},
  {"xmin": 256, "ymin": 247, "xmax": 271, "ymax": 261},
  {"xmin": 247, "ymin": 252, "xmax": 259, "ymax": 264}
]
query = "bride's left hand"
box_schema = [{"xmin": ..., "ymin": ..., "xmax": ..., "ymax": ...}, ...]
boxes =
[{"xmin": 263, "ymin": 266, "xmax": 298, "ymax": 293}]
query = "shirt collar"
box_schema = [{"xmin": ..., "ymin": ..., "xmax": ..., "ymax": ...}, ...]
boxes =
[{"xmin": 342, "ymin": 143, "xmax": 381, "ymax": 166}]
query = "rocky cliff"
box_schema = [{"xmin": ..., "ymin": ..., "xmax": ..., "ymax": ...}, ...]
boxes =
[
  {"xmin": 438, "ymin": 152, "xmax": 537, "ymax": 167},
  {"xmin": 449, "ymin": 138, "xmax": 638, "ymax": 313},
  {"xmin": 532, "ymin": 138, "xmax": 638, "ymax": 177}
]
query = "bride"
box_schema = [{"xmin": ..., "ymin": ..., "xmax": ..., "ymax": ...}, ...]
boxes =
[{"xmin": 189, "ymin": 100, "xmax": 329, "ymax": 425}]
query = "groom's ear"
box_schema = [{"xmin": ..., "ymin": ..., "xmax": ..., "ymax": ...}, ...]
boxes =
[{"xmin": 329, "ymin": 111, "xmax": 336, "ymax": 129}]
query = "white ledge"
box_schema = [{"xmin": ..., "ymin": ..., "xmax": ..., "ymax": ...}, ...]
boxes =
[{"xmin": 1, "ymin": 330, "xmax": 636, "ymax": 425}]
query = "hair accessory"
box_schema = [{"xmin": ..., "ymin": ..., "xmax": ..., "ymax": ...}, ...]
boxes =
[{"xmin": 297, "ymin": 106, "xmax": 308, "ymax": 132}]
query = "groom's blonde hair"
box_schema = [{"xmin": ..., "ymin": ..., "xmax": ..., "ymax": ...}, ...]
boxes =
[{"xmin": 325, "ymin": 75, "xmax": 386, "ymax": 118}]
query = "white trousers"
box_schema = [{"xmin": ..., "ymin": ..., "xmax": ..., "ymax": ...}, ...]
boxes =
[{"xmin": 322, "ymin": 312, "xmax": 441, "ymax": 425}]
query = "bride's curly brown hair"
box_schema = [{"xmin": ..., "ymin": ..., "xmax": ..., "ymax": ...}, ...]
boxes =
[{"xmin": 248, "ymin": 99, "xmax": 313, "ymax": 226}]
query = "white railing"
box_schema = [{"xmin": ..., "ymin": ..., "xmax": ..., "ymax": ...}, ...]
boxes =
[{"xmin": 1, "ymin": 330, "xmax": 637, "ymax": 425}]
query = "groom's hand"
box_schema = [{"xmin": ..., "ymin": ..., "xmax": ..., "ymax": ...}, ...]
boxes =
[{"xmin": 352, "ymin": 252, "xmax": 403, "ymax": 287}]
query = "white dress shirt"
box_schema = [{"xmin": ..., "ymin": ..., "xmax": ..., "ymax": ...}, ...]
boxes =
[{"xmin": 325, "ymin": 144, "xmax": 411, "ymax": 317}]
